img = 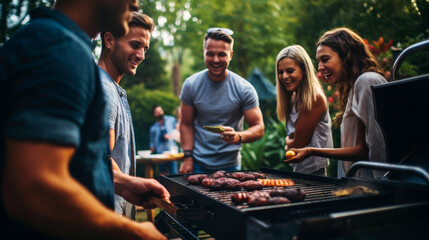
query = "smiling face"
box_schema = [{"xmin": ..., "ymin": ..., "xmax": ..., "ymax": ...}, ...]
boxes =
[
  {"xmin": 277, "ymin": 57, "xmax": 304, "ymax": 92},
  {"xmin": 110, "ymin": 26, "xmax": 151, "ymax": 76},
  {"xmin": 204, "ymin": 38, "xmax": 233, "ymax": 82},
  {"xmin": 316, "ymin": 45, "xmax": 344, "ymax": 85}
]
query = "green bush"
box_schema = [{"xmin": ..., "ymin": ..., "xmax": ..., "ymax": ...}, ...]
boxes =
[
  {"xmin": 127, "ymin": 85, "xmax": 180, "ymax": 151},
  {"xmin": 241, "ymin": 117, "xmax": 292, "ymax": 172},
  {"xmin": 241, "ymin": 117, "xmax": 339, "ymax": 178}
]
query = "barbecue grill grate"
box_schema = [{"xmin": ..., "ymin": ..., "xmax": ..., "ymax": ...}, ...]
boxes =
[
  {"xmin": 158, "ymin": 169, "xmax": 398, "ymax": 240},
  {"xmin": 168, "ymin": 172, "xmax": 362, "ymax": 211}
]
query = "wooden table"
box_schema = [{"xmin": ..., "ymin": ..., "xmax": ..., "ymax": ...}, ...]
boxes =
[{"xmin": 136, "ymin": 153, "xmax": 183, "ymax": 221}]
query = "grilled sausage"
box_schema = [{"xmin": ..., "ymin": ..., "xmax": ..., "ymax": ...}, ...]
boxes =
[
  {"xmin": 201, "ymin": 177, "xmax": 215, "ymax": 187},
  {"xmin": 248, "ymin": 172, "xmax": 266, "ymax": 179},
  {"xmin": 187, "ymin": 174, "xmax": 208, "ymax": 185},
  {"xmin": 231, "ymin": 192, "xmax": 249, "ymax": 205},
  {"xmin": 210, "ymin": 170, "xmax": 226, "ymax": 179},
  {"xmin": 247, "ymin": 196, "xmax": 269, "ymax": 207},
  {"xmin": 269, "ymin": 188, "xmax": 306, "ymax": 202},
  {"xmin": 225, "ymin": 178, "xmax": 242, "ymax": 190},
  {"xmin": 257, "ymin": 179, "xmax": 295, "ymax": 187},
  {"xmin": 227, "ymin": 172, "xmax": 244, "ymax": 179},
  {"xmin": 266, "ymin": 196, "xmax": 291, "ymax": 205},
  {"xmin": 232, "ymin": 191, "xmax": 291, "ymax": 206},
  {"xmin": 209, "ymin": 177, "xmax": 242, "ymax": 191},
  {"xmin": 241, "ymin": 180, "xmax": 264, "ymax": 191}
]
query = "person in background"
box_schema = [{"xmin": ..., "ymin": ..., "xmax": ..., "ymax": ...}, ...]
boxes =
[
  {"xmin": 150, "ymin": 105, "xmax": 179, "ymax": 174},
  {"xmin": 98, "ymin": 12, "xmax": 157, "ymax": 219},
  {"xmin": 179, "ymin": 28, "xmax": 265, "ymax": 174},
  {"xmin": 275, "ymin": 45, "xmax": 332, "ymax": 177},
  {"xmin": 285, "ymin": 27, "xmax": 387, "ymax": 179},
  {"xmin": 0, "ymin": 0, "xmax": 168, "ymax": 239}
]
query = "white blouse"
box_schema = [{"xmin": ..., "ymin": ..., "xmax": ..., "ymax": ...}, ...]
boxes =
[{"xmin": 339, "ymin": 72, "xmax": 387, "ymax": 178}]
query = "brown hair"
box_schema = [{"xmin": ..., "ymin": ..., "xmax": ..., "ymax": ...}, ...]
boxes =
[
  {"xmin": 316, "ymin": 27, "xmax": 384, "ymax": 126},
  {"xmin": 101, "ymin": 12, "xmax": 155, "ymax": 50},
  {"xmin": 203, "ymin": 31, "xmax": 234, "ymax": 50}
]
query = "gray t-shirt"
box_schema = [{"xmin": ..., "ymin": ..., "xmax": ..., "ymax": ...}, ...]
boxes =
[
  {"xmin": 180, "ymin": 69, "xmax": 259, "ymax": 169},
  {"xmin": 99, "ymin": 67, "xmax": 135, "ymax": 218}
]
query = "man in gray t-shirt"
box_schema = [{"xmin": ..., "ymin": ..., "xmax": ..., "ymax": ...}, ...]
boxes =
[
  {"xmin": 98, "ymin": 13, "xmax": 168, "ymax": 219},
  {"xmin": 179, "ymin": 28, "xmax": 265, "ymax": 173}
]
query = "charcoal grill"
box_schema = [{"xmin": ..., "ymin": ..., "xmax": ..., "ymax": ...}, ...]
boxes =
[{"xmin": 154, "ymin": 40, "xmax": 429, "ymax": 239}]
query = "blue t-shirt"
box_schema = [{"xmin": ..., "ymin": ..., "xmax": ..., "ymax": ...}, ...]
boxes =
[
  {"xmin": 180, "ymin": 69, "xmax": 259, "ymax": 169},
  {"xmin": 0, "ymin": 7, "xmax": 113, "ymax": 239},
  {"xmin": 149, "ymin": 115, "xmax": 178, "ymax": 154}
]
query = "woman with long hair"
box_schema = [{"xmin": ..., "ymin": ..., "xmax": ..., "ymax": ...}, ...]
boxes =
[
  {"xmin": 285, "ymin": 28, "xmax": 387, "ymax": 178},
  {"xmin": 276, "ymin": 45, "xmax": 332, "ymax": 176}
]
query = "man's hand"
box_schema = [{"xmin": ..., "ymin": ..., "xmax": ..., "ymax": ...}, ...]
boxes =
[
  {"xmin": 220, "ymin": 126, "xmax": 240, "ymax": 144},
  {"xmin": 114, "ymin": 172, "xmax": 170, "ymax": 209},
  {"xmin": 179, "ymin": 157, "xmax": 193, "ymax": 174},
  {"xmin": 137, "ymin": 222, "xmax": 167, "ymax": 240}
]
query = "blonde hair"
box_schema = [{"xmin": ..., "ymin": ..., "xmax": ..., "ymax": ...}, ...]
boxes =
[{"xmin": 276, "ymin": 45, "xmax": 323, "ymax": 122}]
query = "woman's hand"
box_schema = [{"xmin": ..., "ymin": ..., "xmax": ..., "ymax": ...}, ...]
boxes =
[{"xmin": 283, "ymin": 147, "xmax": 312, "ymax": 164}]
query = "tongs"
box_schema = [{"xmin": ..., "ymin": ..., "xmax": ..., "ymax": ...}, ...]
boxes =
[{"xmin": 146, "ymin": 195, "xmax": 178, "ymax": 214}]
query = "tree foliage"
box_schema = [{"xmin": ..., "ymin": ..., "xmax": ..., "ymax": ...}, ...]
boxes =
[
  {"xmin": 127, "ymin": 86, "xmax": 180, "ymax": 150},
  {"xmin": 0, "ymin": 0, "xmax": 54, "ymax": 43}
]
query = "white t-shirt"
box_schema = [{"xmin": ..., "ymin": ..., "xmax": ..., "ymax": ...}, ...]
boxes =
[{"xmin": 339, "ymin": 72, "xmax": 387, "ymax": 178}]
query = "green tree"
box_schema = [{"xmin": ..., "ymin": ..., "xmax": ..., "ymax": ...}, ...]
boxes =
[
  {"xmin": 127, "ymin": 86, "xmax": 180, "ymax": 150},
  {"xmin": 0, "ymin": 0, "xmax": 54, "ymax": 43},
  {"xmin": 289, "ymin": 0, "xmax": 429, "ymax": 57}
]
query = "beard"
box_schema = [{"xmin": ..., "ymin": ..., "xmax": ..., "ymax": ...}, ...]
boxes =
[{"xmin": 156, "ymin": 114, "xmax": 164, "ymax": 120}]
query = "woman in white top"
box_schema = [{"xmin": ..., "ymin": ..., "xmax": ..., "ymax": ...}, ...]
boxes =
[
  {"xmin": 285, "ymin": 28, "xmax": 387, "ymax": 179},
  {"xmin": 276, "ymin": 45, "xmax": 332, "ymax": 176}
]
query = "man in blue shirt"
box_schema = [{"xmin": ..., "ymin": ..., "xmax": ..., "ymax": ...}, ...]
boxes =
[
  {"xmin": 150, "ymin": 105, "xmax": 179, "ymax": 174},
  {"xmin": 0, "ymin": 1, "xmax": 168, "ymax": 239},
  {"xmin": 98, "ymin": 12, "xmax": 155, "ymax": 219}
]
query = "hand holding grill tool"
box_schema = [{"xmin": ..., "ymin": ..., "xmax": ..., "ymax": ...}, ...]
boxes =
[{"xmin": 145, "ymin": 195, "xmax": 178, "ymax": 215}]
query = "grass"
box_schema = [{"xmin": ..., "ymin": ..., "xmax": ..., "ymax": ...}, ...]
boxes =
[{"xmin": 136, "ymin": 208, "xmax": 161, "ymax": 222}]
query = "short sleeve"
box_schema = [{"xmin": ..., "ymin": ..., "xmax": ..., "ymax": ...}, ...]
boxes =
[
  {"xmin": 351, "ymin": 72, "xmax": 386, "ymax": 127},
  {"xmin": 100, "ymin": 75, "xmax": 118, "ymax": 130},
  {"xmin": 180, "ymin": 79, "xmax": 194, "ymax": 107},
  {"xmin": 241, "ymin": 83, "xmax": 259, "ymax": 111},
  {"xmin": 5, "ymin": 28, "xmax": 96, "ymax": 147}
]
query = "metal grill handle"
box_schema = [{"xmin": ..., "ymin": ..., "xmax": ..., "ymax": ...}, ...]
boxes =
[
  {"xmin": 391, "ymin": 39, "xmax": 429, "ymax": 81},
  {"xmin": 346, "ymin": 161, "xmax": 429, "ymax": 185}
]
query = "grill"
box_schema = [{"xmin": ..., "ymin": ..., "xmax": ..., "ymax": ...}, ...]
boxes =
[
  {"xmin": 156, "ymin": 168, "xmax": 429, "ymax": 240},
  {"xmin": 154, "ymin": 40, "xmax": 429, "ymax": 239}
]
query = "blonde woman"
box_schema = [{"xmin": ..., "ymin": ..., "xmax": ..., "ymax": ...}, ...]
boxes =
[{"xmin": 276, "ymin": 45, "xmax": 333, "ymax": 176}]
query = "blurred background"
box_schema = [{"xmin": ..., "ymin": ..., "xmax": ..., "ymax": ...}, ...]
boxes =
[{"xmin": 2, "ymin": 0, "xmax": 428, "ymax": 177}]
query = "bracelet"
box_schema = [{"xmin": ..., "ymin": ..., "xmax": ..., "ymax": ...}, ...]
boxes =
[
  {"xmin": 183, "ymin": 149, "xmax": 193, "ymax": 158},
  {"xmin": 235, "ymin": 133, "xmax": 242, "ymax": 145}
]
